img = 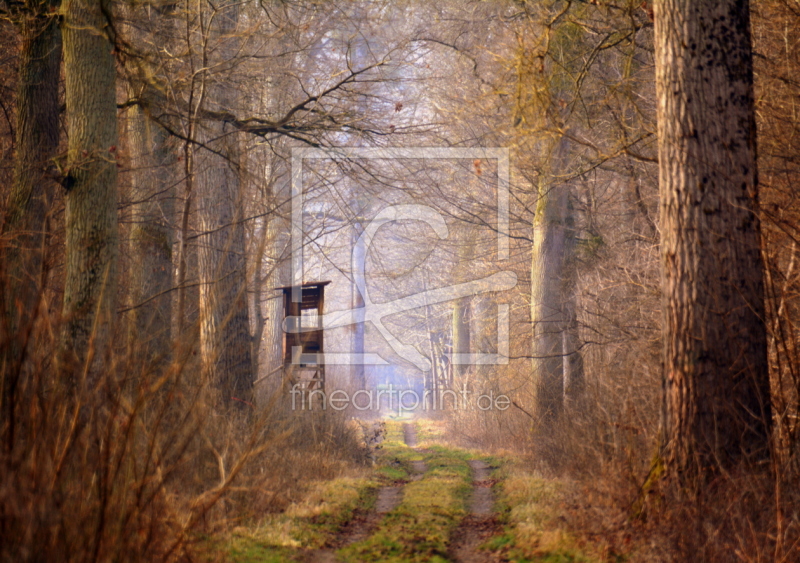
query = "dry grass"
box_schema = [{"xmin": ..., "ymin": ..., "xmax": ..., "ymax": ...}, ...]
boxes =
[
  {"xmin": 0, "ymin": 308, "xmax": 367, "ymax": 563},
  {"xmin": 442, "ymin": 364, "xmax": 800, "ymax": 561},
  {"xmin": 229, "ymin": 471, "xmax": 374, "ymax": 555}
]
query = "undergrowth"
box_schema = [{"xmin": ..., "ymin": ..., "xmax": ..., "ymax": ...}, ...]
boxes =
[{"xmin": 0, "ymin": 314, "xmax": 369, "ymax": 563}]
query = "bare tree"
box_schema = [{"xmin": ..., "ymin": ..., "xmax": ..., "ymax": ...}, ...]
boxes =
[{"xmin": 116, "ymin": 1, "xmax": 181, "ymax": 370}]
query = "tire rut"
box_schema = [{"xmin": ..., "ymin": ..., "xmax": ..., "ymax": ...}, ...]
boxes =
[
  {"xmin": 403, "ymin": 422, "xmax": 419, "ymax": 447},
  {"xmin": 447, "ymin": 459, "xmax": 503, "ymax": 562}
]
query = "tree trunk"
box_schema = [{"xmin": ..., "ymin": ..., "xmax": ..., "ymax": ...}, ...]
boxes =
[
  {"xmin": 196, "ymin": 127, "xmax": 254, "ymax": 406},
  {"xmin": 561, "ymin": 290, "xmax": 584, "ymax": 403},
  {"xmin": 654, "ymin": 0, "xmax": 772, "ymax": 476},
  {"xmin": 351, "ymin": 220, "xmax": 366, "ymax": 390},
  {"xmin": 451, "ymin": 296, "xmax": 471, "ymax": 377},
  {"xmin": 261, "ymin": 167, "xmax": 291, "ymax": 397},
  {"xmin": 530, "ymin": 135, "xmax": 571, "ymax": 423},
  {"xmin": 4, "ymin": 9, "xmax": 61, "ymax": 260},
  {"xmin": 1, "ymin": 5, "xmax": 61, "ymax": 440},
  {"xmin": 195, "ymin": 3, "xmax": 253, "ymax": 406},
  {"xmin": 59, "ymin": 0, "xmax": 119, "ymax": 376},
  {"xmin": 126, "ymin": 106, "xmax": 175, "ymax": 368},
  {"xmin": 451, "ymin": 230, "xmax": 475, "ymax": 381}
]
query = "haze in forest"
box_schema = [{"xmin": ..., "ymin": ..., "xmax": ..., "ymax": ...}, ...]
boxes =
[{"xmin": 1, "ymin": 0, "xmax": 798, "ymax": 561}]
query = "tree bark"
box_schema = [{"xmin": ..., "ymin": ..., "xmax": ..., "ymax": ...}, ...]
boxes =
[
  {"xmin": 195, "ymin": 3, "xmax": 253, "ymax": 406},
  {"xmin": 261, "ymin": 167, "xmax": 291, "ymax": 397},
  {"xmin": 531, "ymin": 135, "xmax": 574, "ymax": 423},
  {"xmin": 351, "ymin": 220, "xmax": 366, "ymax": 390},
  {"xmin": 59, "ymin": 0, "xmax": 119, "ymax": 375},
  {"xmin": 126, "ymin": 106, "xmax": 175, "ymax": 368},
  {"xmin": 196, "ymin": 123, "xmax": 253, "ymax": 405},
  {"xmin": 451, "ymin": 296, "xmax": 471, "ymax": 377},
  {"xmin": 197, "ymin": 163, "xmax": 253, "ymax": 405},
  {"xmin": 451, "ymin": 230, "xmax": 475, "ymax": 381},
  {"xmin": 4, "ymin": 8, "xmax": 60, "ymax": 249},
  {"xmin": 1, "ymin": 4, "xmax": 61, "ymax": 441},
  {"xmin": 561, "ymin": 280, "xmax": 584, "ymax": 403},
  {"xmin": 654, "ymin": 0, "xmax": 772, "ymax": 476}
]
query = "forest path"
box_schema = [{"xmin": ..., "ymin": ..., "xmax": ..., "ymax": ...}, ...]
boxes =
[
  {"xmin": 403, "ymin": 421, "xmax": 504, "ymax": 563},
  {"xmin": 228, "ymin": 418, "xmax": 608, "ymax": 562},
  {"xmin": 330, "ymin": 419, "xmax": 503, "ymax": 562},
  {"xmin": 231, "ymin": 418, "xmax": 506, "ymax": 562}
]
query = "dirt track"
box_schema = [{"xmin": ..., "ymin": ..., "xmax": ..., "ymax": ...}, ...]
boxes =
[
  {"xmin": 303, "ymin": 421, "xmax": 501, "ymax": 562},
  {"xmin": 447, "ymin": 458, "xmax": 503, "ymax": 562}
]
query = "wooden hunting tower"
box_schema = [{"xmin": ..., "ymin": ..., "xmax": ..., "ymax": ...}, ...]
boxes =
[{"xmin": 275, "ymin": 281, "xmax": 330, "ymax": 394}]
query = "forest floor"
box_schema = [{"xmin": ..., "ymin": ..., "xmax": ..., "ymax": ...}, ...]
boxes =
[{"xmin": 221, "ymin": 418, "xmax": 624, "ymax": 562}]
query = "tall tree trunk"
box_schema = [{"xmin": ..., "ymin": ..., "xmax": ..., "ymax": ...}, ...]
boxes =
[
  {"xmin": 451, "ymin": 230, "xmax": 475, "ymax": 381},
  {"xmin": 195, "ymin": 3, "xmax": 253, "ymax": 406},
  {"xmin": 126, "ymin": 106, "xmax": 175, "ymax": 368},
  {"xmin": 4, "ymin": 8, "xmax": 61, "ymax": 261},
  {"xmin": 561, "ymin": 190, "xmax": 583, "ymax": 403},
  {"xmin": 351, "ymin": 220, "xmax": 366, "ymax": 390},
  {"xmin": 254, "ymin": 21, "xmax": 296, "ymax": 400},
  {"xmin": 261, "ymin": 165, "xmax": 291, "ymax": 397},
  {"xmin": 196, "ymin": 127, "xmax": 253, "ymax": 405},
  {"xmin": 59, "ymin": 0, "xmax": 119, "ymax": 376},
  {"xmin": 654, "ymin": 0, "xmax": 772, "ymax": 476},
  {"xmin": 451, "ymin": 297, "xmax": 471, "ymax": 376},
  {"xmin": 1, "ymin": 4, "xmax": 61, "ymax": 441},
  {"xmin": 561, "ymin": 287, "xmax": 584, "ymax": 403},
  {"xmin": 530, "ymin": 136, "xmax": 571, "ymax": 423}
]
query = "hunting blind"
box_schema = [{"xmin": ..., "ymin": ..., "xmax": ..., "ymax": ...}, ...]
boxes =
[{"xmin": 275, "ymin": 281, "xmax": 330, "ymax": 395}]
